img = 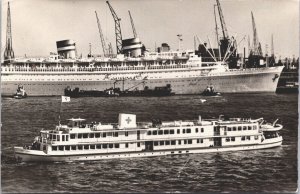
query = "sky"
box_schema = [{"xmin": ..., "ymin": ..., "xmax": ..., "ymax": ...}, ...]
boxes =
[{"xmin": 1, "ymin": 0, "xmax": 299, "ymax": 58}]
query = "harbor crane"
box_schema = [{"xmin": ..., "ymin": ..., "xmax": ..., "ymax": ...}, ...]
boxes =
[
  {"xmin": 128, "ymin": 10, "xmax": 137, "ymax": 38},
  {"xmin": 106, "ymin": 1, "xmax": 123, "ymax": 54},
  {"xmin": 95, "ymin": 11, "xmax": 108, "ymax": 57},
  {"xmin": 215, "ymin": 0, "xmax": 229, "ymax": 40},
  {"xmin": 251, "ymin": 11, "xmax": 263, "ymax": 56}
]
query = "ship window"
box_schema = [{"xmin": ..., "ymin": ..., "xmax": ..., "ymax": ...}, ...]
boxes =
[
  {"xmin": 227, "ymin": 127, "xmax": 231, "ymax": 131},
  {"xmin": 147, "ymin": 131, "xmax": 151, "ymax": 135},
  {"xmin": 115, "ymin": 144, "xmax": 120, "ymax": 148},
  {"xmin": 226, "ymin": 137, "xmax": 230, "ymax": 142},
  {"xmin": 183, "ymin": 129, "xmax": 186, "ymax": 134},
  {"xmin": 78, "ymin": 145, "xmax": 83, "ymax": 150},
  {"xmin": 59, "ymin": 146, "xmax": 64, "ymax": 151},
  {"xmin": 103, "ymin": 144, "xmax": 107, "ymax": 149},
  {"xmin": 89, "ymin": 133, "xmax": 94, "ymax": 138},
  {"xmin": 178, "ymin": 140, "xmax": 181, "ymax": 145},
  {"xmin": 137, "ymin": 142, "xmax": 140, "ymax": 147},
  {"xmin": 184, "ymin": 140, "xmax": 187, "ymax": 144},
  {"xmin": 158, "ymin": 130, "xmax": 163, "ymax": 135},
  {"xmin": 254, "ymin": 136, "xmax": 259, "ymax": 140},
  {"xmin": 66, "ymin": 135, "xmax": 69, "ymax": 141},
  {"xmin": 238, "ymin": 126, "xmax": 242, "ymax": 131},
  {"xmin": 233, "ymin": 127, "xmax": 237, "ymax": 131},
  {"xmin": 70, "ymin": 134, "xmax": 76, "ymax": 139},
  {"xmin": 160, "ymin": 141, "xmax": 165, "ymax": 145},
  {"xmin": 78, "ymin": 134, "xmax": 83, "ymax": 138},
  {"xmin": 188, "ymin": 140, "xmax": 192, "ymax": 144},
  {"xmin": 62, "ymin": 135, "xmax": 65, "ymax": 141},
  {"xmin": 52, "ymin": 146, "xmax": 57, "ymax": 151},
  {"xmin": 170, "ymin": 140, "xmax": 176, "ymax": 145},
  {"xmin": 154, "ymin": 141, "xmax": 158, "ymax": 146},
  {"xmin": 170, "ymin": 130, "xmax": 174, "ymax": 134},
  {"xmin": 241, "ymin": 136, "xmax": 246, "ymax": 141},
  {"xmin": 197, "ymin": 139, "xmax": 200, "ymax": 143},
  {"xmin": 90, "ymin": 145, "xmax": 95, "ymax": 149},
  {"xmin": 164, "ymin": 130, "xmax": 169, "ymax": 135},
  {"xmin": 125, "ymin": 131, "xmax": 128, "ymax": 136},
  {"xmin": 196, "ymin": 128, "xmax": 199, "ymax": 133},
  {"xmin": 114, "ymin": 132, "xmax": 118, "ymax": 137},
  {"xmin": 83, "ymin": 134, "xmax": 88, "ymax": 138},
  {"xmin": 71, "ymin": 146, "xmax": 76, "ymax": 150},
  {"xmin": 153, "ymin": 130, "xmax": 157, "ymax": 135},
  {"xmin": 201, "ymin": 128, "xmax": 204, "ymax": 133},
  {"xmin": 177, "ymin": 129, "xmax": 180, "ymax": 134},
  {"xmin": 125, "ymin": 143, "xmax": 129, "ymax": 148},
  {"xmin": 248, "ymin": 126, "xmax": 252, "ymax": 130},
  {"xmin": 84, "ymin": 145, "xmax": 89, "ymax": 150},
  {"xmin": 109, "ymin": 144, "xmax": 113, "ymax": 148},
  {"xmin": 96, "ymin": 144, "xmax": 101, "ymax": 149},
  {"xmin": 243, "ymin": 126, "xmax": 247, "ymax": 130},
  {"xmin": 95, "ymin": 133, "xmax": 100, "ymax": 138},
  {"xmin": 231, "ymin": 137, "xmax": 235, "ymax": 141},
  {"xmin": 165, "ymin": 141, "xmax": 170, "ymax": 145},
  {"xmin": 107, "ymin": 132, "xmax": 112, "ymax": 136},
  {"xmin": 253, "ymin": 125, "xmax": 257, "ymax": 130},
  {"xmin": 65, "ymin": 146, "xmax": 70, "ymax": 151},
  {"xmin": 187, "ymin": 129, "xmax": 191, "ymax": 133},
  {"xmin": 200, "ymin": 139, "xmax": 203, "ymax": 143},
  {"xmin": 103, "ymin": 133, "xmax": 107, "ymax": 138},
  {"xmin": 247, "ymin": 136, "xmax": 251, "ymax": 140}
]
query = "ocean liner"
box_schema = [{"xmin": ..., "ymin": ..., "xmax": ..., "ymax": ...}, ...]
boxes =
[
  {"xmin": 1, "ymin": 1, "xmax": 284, "ymax": 96},
  {"xmin": 1, "ymin": 50, "xmax": 284, "ymax": 96},
  {"xmin": 14, "ymin": 113, "xmax": 283, "ymax": 162}
]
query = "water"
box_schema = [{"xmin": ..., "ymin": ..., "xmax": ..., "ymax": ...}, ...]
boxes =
[{"xmin": 1, "ymin": 93, "xmax": 298, "ymax": 193}]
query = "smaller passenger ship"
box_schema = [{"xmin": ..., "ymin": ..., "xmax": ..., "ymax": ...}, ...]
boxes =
[{"xmin": 14, "ymin": 113, "xmax": 283, "ymax": 162}]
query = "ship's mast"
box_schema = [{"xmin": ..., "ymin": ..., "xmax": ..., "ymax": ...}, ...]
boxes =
[
  {"xmin": 106, "ymin": 1, "xmax": 123, "ymax": 54},
  {"xmin": 4, "ymin": 2, "xmax": 15, "ymax": 61}
]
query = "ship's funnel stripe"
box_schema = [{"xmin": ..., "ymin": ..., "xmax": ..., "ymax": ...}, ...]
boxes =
[
  {"xmin": 122, "ymin": 44, "xmax": 143, "ymax": 50},
  {"xmin": 57, "ymin": 46, "xmax": 76, "ymax": 52}
]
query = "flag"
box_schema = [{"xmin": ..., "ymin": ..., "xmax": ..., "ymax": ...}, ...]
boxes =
[{"xmin": 61, "ymin": 96, "xmax": 70, "ymax": 102}]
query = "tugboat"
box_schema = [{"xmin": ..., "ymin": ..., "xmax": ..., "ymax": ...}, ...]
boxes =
[
  {"xmin": 201, "ymin": 86, "xmax": 221, "ymax": 96},
  {"xmin": 14, "ymin": 113, "xmax": 283, "ymax": 162},
  {"xmin": 13, "ymin": 85, "xmax": 27, "ymax": 99}
]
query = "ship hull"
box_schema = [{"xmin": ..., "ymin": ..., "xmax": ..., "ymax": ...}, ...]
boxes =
[
  {"xmin": 14, "ymin": 139, "xmax": 282, "ymax": 162},
  {"xmin": 1, "ymin": 66, "xmax": 283, "ymax": 96}
]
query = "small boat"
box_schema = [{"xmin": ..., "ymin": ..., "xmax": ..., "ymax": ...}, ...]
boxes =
[
  {"xmin": 14, "ymin": 113, "xmax": 283, "ymax": 162},
  {"xmin": 201, "ymin": 86, "xmax": 221, "ymax": 96},
  {"xmin": 13, "ymin": 85, "xmax": 27, "ymax": 99},
  {"xmin": 64, "ymin": 84, "xmax": 175, "ymax": 98},
  {"xmin": 200, "ymin": 99, "xmax": 207, "ymax": 103}
]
